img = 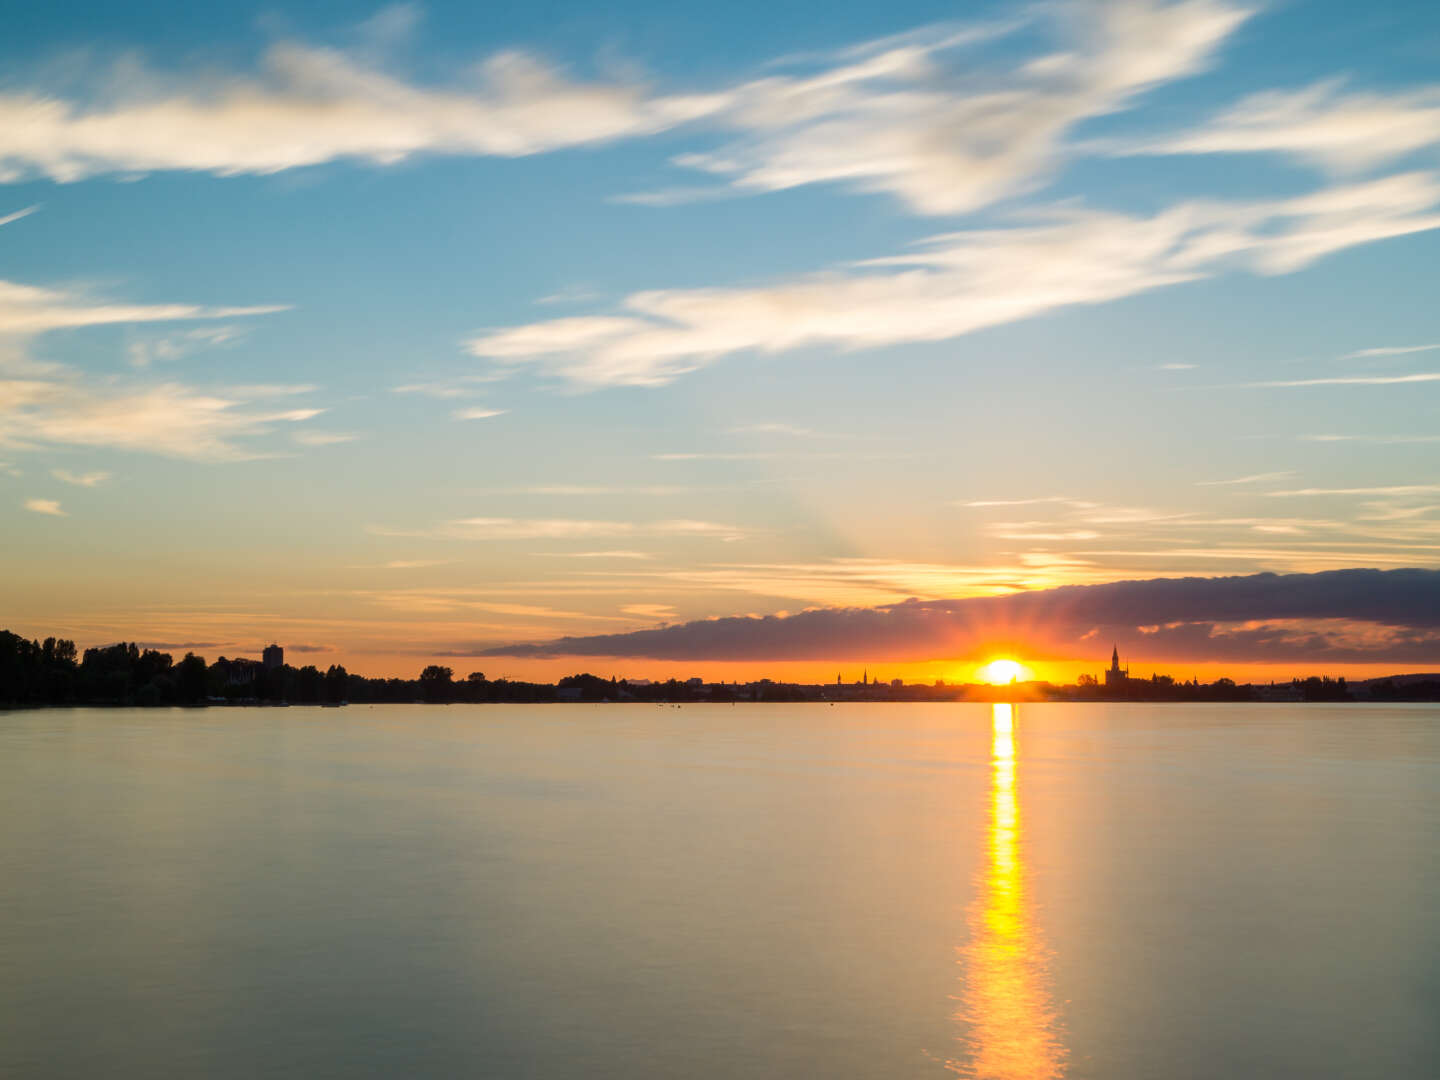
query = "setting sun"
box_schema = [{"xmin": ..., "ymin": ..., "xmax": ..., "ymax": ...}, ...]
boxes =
[{"xmin": 981, "ymin": 659, "xmax": 1028, "ymax": 685}]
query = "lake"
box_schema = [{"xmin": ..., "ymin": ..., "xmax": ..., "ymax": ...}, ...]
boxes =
[{"xmin": 1, "ymin": 703, "xmax": 1436, "ymax": 1078}]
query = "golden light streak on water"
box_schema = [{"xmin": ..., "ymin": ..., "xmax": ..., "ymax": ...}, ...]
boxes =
[{"xmin": 948, "ymin": 703, "xmax": 1067, "ymax": 1078}]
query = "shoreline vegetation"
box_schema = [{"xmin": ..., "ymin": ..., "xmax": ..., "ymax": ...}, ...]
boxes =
[{"xmin": 5, "ymin": 630, "xmax": 1439, "ymax": 709}]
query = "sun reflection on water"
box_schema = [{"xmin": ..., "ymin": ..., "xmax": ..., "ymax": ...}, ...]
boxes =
[{"xmin": 948, "ymin": 703, "xmax": 1066, "ymax": 1078}]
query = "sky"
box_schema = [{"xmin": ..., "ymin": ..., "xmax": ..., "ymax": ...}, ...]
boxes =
[{"xmin": 3, "ymin": 0, "xmax": 1440, "ymax": 683}]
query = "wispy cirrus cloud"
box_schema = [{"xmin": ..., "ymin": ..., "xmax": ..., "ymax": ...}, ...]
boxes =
[
  {"xmin": 292, "ymin": 430, "xmax": 358, "ymax": 446},
  {"xmin": 1340, "ymin": 343, "xmax": 1440, "ymax": 360},
  {"xmin": 347, "ymin": 559, "xmax": 454, "ymax": 570},
  {"xmin": 0, "ymin": 279, "xmax": 288, "ymax": 338},
  {"xmin": 609, "ymin": 185, "xmax": 739, "ymax": 207},
  {"xmin": 469, "ymin": 172, "xmax": 1440, "ymax": 386},
  {"xmin": 1266, "ymin": 484, "xmax": 1440, "ymax": 498},
  {"xmin": 662, "ymin": 0, "xmax": 1249, "ymax": 215},
  {"xmin": 958, "ymin": 489, "xmax": 1440, "ymax": 575},
  {"xmin": 126, "ymin": 324, "xmax": 246, "ymax": 368},
  {"xmin": 621, "ymin": 603, "xmax": 676, "ymax": 620},
  {"xmin": 727, "ymin": 422, "xmax": 826, "ymax": 438},
  {"xmin": 476, "ymin": 484, "xmax": 686, "ymax": 496},
  {"xmin": 0, "ymin": 205, "xmax": 39, "ymax": 228},
  {"xmin": 23, "ymin": 496, "xmax": 65, "ymax": 516},
  {"xmin": 962, "ymin": 496, "xmax": 1097, "ymax": 508},
  {"xmin": 1197, "ymin": 470, "xmax": 1294, "ymax": 486},
  {"xmin": 390, "ymin": 373, "xmax": 506, "ymax": 397},
  {"xmin": 0, "ymin": 1, "xmax": 1248, "ymax": 221},
  {"xmin": 538, "ymin": 550, "xmax": 656, "ymax": 560},
  {"xmin": 1, "ymin": 376, "xmax": 322, "ymax": 460},
  {"xmin": 565, "ymin": 556, "xmax": 1108, "ymax": 608},
  {"xmin": 1115, "ymin": 80, "xmax": 1440, "ymax": 173},
  {"xmin": 367, "ymin": 517, "xmax": 748, "ymax": 542},
  {"xmin": 51, "ymin": 468, "xmax": 109, "ymax": 486},
  {"xmin": 0, "ymin": 42, "xmax": 720, "ymax": 184},
  {"xmin": 1299, "ymin": 433, "xmax": 1440, "ymax": 444},
  {"xmin": 1244, "ymin": 373, "xmax": 1440, "ymax": 388}
]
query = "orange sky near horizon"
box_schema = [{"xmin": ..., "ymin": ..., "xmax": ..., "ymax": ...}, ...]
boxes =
[{"xmin": 4, "ymin": 615, "xmax": 1416, "ymax": 687}]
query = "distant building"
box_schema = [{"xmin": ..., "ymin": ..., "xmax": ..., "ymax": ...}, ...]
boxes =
[
  {"xmin": 263, "ymin": 643, "xmax": 284, "ymax": 670},
  {"xmin": 1105, "ymin": 645, "xmax": 1130, "ymax": 688}
]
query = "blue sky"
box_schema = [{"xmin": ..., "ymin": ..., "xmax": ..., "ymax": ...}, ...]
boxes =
[{"xmin": 3, "ymin": 0, "xmax": 1440, "ymax": 679}]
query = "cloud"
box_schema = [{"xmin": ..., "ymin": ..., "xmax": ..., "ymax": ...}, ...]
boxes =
[
  {"xmin": 1299, "ymin": 433, "xmax": 1440, "ymax": 444},
  {"xmin": 51, "ymin": 468, "xmax": 109, "ymax": 486},
  {"xmin": 0, "ymin": 227, "xmax": 283, "ymax": 349},
  {"xmin": 468, "ymin": 173, "xmax": 1440, "ymax": 386},
  {"xmin": 391, "ymin": 374, "xmax": 506, "ymax": 397},
  {"xmin": 367, "ymin": 517, "xmax": 747, "ymax": 541},
  {"xmin": 0, "ymin": 1, "xmax": 1247, "ymax": 218},
  {"xmin": 478, "ymin": 568, "xmax": 1440, "ymax": 665},
  {"xmin": 1, "ymin": 376, "xmax": 323, "ymax": 460},
  {"xmin": 0, "ymin": 41, "xmax": 720, "ymax": 183},
  {"xmin": 1197, "ymin": 471, "xmax": 1293, "ymax": 486},
  {"xmin": 1340, "ymin": 343, "xmax": 1440, "ymax": 360},
  {"xmin": 0, "ymin": 205, "xmax": 39, "ymax": 228},
  {"xmin": 622, "ymin": 603, "xmax": 676, "ymax": 620},
  {"xmin": 0, "ymin": 279, "xmax": 288, "ymax": 337},
  {"xmin": 453, "ymin": 406, "xmax": 507, "ymax": 420},
  {"xmin": 137, "ymin": 641, "xmax": 229, "ymax": 651},
  {"xmin": 1118, "ymin": 80, "xmax": 1440, "ymax": 173},
  {"xmin": 392, "ymin": 381, "xmax": 471, "ymax": 398},
  {"xmin": 652, "ymin": 452, "xmax": 779, "ymax": 461},
  {"xmin": 1267, "ymin": 485, "xmax": 1440, "ymax": 498},
  {"xmin": 348, "ymin": 559, "xmax": 454, "ymax": 569},
  {"xmin": 538, "ymin": 550, "xmax": 655, "ymax": 559},
  {"xmin": 609, "ymin": 185, "xmax": 739, "ymax": 207},
  {"xmin": 1244, "ymin": 373, "xmax": 1440, "ymax": 388},
  {"xmin": 126, "ymin": 324, "xmax": 245, "ymax": 368},
  {"xmin": 727, "ymin": 422, "xmax": 824, "ymax": 437},
  {"xmin": 292, "ymin": 430, "xmax": 358, "ymax": 446},
  {"xmin": 962, "ymin": 496, "xmax": 1094, "ymax": 508},
  {"xmin": 564, "ymin": 556, "xmax": 1108, "ymax": 609},
  {"xmin": 24, "ymin": 497, "xmax": 65, "ymax": 515},
  {"xmin": 479, "ymin": 484, "xmax": 686, "ymax": 496},
  {"xmin": 671, "ymin": 0, "xmax": 1250, "ymax": 215},
  {"xmin": 285, "ymin": 643, "xmax": 337, "ymax": 654}
]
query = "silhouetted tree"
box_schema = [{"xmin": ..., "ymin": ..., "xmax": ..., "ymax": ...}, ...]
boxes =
[
  {"xmin": 176, "ymin": 653, "xmax": 209, "ymax": 704},
  {"xmin": 324, "ymin": 664, "xmax": 349, "ymax": 703},
  {"xmin": 419, "ymin": 665, "xmax": 454, "ymax": 703}
]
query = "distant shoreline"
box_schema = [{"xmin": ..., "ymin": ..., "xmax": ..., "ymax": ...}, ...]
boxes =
[
  {"xmin": 8, "ymin": 693, "xmax": 1440, "ymax": 712},
  {"xmin": 7, "ymin": 629, "xmax": 1439, "ymax": 708}
]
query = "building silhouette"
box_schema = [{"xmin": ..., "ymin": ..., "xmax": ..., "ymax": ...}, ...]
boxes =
[
  {"xmin": 1105, "ymin": 644, "xmax": 1130, "ymax": 688},
  {"xmin": 262, "ymin": 643, "xmax": 284, "ymax": 670}
]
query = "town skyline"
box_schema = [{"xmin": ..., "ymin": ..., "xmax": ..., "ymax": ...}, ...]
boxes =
[{"xmin": 8, "ymin": 625, "xmax": 1427, "ymax": 709}]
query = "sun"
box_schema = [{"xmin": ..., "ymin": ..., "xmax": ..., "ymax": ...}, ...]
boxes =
[{"xmin": 980, "ymin": 658, "xmax": 1027, "ymax": 685}]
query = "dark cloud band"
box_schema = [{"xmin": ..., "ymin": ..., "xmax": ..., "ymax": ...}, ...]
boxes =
[{"xmin": 476, "ymin": 568, "xmax": 1440, "ymax": 664}]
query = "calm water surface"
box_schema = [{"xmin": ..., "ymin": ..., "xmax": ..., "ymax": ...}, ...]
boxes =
[{"xmin": 2, "ymin": 703, "xmax": 1436, "ymax": 1078}]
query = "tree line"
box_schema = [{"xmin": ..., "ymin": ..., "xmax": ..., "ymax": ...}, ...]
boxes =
[{"xmin": 0, "ymin": 632, "xmax": 561, "ymax": 707}]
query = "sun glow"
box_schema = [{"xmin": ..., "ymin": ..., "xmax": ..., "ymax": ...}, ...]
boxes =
[{"xmin": 980, "ymin": 658, "xmax": 1028, "ymax": 685}]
